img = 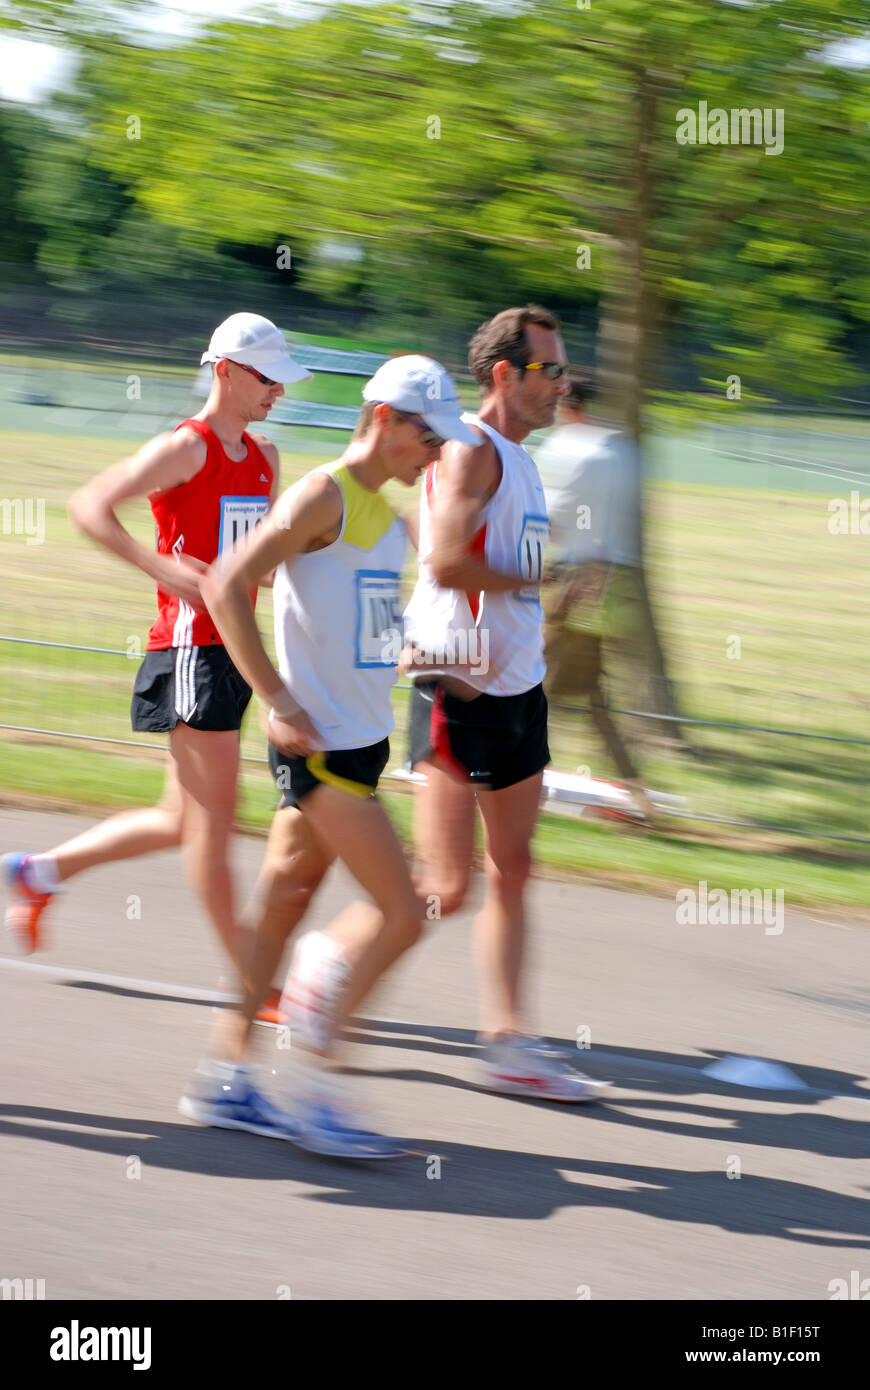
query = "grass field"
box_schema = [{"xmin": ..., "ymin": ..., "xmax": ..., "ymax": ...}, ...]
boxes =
[{"xmin": 2, "ymin": 357, "xmax": 870, "ymax": 912}]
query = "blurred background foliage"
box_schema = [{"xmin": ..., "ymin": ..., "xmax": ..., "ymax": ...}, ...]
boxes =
[
  {"xmin": 1, "ymin": 0, "xmax": 869, "ymax": 431},
  {"xmin": 3, "ymin": 2, "xmax": 870, "ymax": 877}
]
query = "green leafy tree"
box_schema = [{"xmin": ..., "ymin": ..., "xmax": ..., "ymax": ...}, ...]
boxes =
[{"xmin": 4, "ymin": 0, "xmax": 870, "ymax": 432}]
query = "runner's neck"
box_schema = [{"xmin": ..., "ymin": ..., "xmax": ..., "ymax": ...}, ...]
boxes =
[
  {"xmin": 474, "ymin": 398, "xmax": 532, "ymax": 446},
  {"xmin": 195, "ymin": 408, "xmax": 249, "ymax": 463}
]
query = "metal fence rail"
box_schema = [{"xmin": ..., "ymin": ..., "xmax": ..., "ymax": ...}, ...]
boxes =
[
  {"xmin": 4, "ymin": 633, "xmax": 868, "ymax": 747},
  {"xmin": 2, "ymin": 633, "xmax": 869, "ymax": 845}
]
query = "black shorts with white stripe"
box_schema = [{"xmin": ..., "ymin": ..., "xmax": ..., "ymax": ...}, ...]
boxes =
[{"xmin": 131, "ymin": 646, "xmax": 252, "ymax": 733}]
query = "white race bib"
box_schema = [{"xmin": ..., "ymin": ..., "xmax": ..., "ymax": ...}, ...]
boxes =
[
  {"xmin": 218, "ymin": 495, "xmax": 269, "ymax": 561},
  {"xmin": 356, "ymin": 570, "xmax": 403, "ymax": 668},
  {"xmin": 516, "ymin": 513, "xmax": 549, "ymax": 601}
]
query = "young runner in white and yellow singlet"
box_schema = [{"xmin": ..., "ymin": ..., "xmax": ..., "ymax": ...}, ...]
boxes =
[{"xmin": 179, "ymin": 355, "xmax": 480, "ymax": 1159}]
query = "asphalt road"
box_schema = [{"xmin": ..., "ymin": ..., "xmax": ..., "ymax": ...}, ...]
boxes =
[{"xmin": 1, "ymin": 807, "xmax": 868, "ymax": 1301}]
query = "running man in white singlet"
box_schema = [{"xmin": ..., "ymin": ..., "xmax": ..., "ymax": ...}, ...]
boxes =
[
  {"xmin": 404, "ymin": 305, "xmax": 610, "ymax": 1103},
  {"xmin": 179, "ymin": 355, "xmax": 480, "ymax": 1158}
]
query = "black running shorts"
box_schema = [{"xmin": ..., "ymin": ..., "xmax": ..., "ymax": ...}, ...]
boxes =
[
  {"xmin": 131, "ymin": 646, "xmax": 252, "ymax": 733},
  {"xmin": 268, "ymin": 738, "xmax": 391, "ymax": 810},
  {"xmin": 408, "ymin": 679, "xmax": 550, "ymax": 791}
]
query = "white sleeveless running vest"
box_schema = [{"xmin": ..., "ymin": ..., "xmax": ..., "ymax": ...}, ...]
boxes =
[
  {"xmin": 273, "ymin": 462, "xmax": 407, "ymax": 749},
  {"xmin": 403, "ymin": 413, "xmax": 548, "ymax": 696}
]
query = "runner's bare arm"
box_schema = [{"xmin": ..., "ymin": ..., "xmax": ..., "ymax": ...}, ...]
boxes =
[
  {"xmin": 402, "ymin": 507, "xmax": 420, "ymax": 552},
  {"xmin": 202, "ymin": 471, "xmax": 342, "ymax": 709},
  {"xmin": 249, "ymin": 432, "xmax": 281, "ymax": 588},
  {"xmin": 68, "ymin": 428, "xmax": 208, "ymax": 607},
  {"xmin": 427, "ymin": 437, "xmax": 527, "ymax": 593}
]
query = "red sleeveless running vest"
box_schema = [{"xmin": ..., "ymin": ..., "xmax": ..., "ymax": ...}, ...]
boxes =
[{"xmin": 146, "ymin": 418, "xmax": 274, "ymax": 650}]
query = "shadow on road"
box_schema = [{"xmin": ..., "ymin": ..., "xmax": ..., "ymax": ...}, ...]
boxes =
[
  {"xmin": 349, "ymin": 1017, "xmax": 870, "ymax": 1097},
  {"xmin": 1, "ymin": 1102, "xmax": 867, "ymax": 1245}
]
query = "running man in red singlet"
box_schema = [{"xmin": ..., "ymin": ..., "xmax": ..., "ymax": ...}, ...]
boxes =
[{"xmin": 3, "ymin": 313, "xmax": 307, "ymax": 1005}]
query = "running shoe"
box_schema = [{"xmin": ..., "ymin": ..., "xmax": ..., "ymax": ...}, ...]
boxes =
[
  {"xmin": 214, "ymin": 979, "xmax": 290, "ymax": 1028},
  {"xmin": 3, "ymin": 853, "xmax": 54, "ymax": 954},
  {"xmin": 476, "ymin": 1035, "xmax": 610, "ymax": 1103},
  {"xmin": 280, "ymin": 931, "xmax": 351, "ymax": 1053},
  {"xmin": 178, "ymin": 1061, "xmax": 301, "ymax": 1140},
  {"xmin": 255, "ymin": 986, "xmax": 289, "ymax": 1028},
  {"xmin": 294, "ymin": 1097, "xmax": 414, "ymax": 1160}
]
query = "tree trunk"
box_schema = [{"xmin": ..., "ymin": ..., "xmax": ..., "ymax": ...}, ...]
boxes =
[
  {"xmin": 598, "ymin": 71, "xmax": 687, "ymax": 743},
  {"xmin": 597, "ymin": 67, "xmax": 657, "ymax": 448}
]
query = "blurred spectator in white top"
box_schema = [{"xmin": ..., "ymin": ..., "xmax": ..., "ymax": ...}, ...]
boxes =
[{"xmin": 535, "ymin": 368, "xmax": 687, "ymax": 811}]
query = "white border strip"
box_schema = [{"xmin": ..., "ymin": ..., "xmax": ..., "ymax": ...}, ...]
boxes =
[{"xmin": 0, "ymin": 955, "xmax": 224, "ymax": 1002}]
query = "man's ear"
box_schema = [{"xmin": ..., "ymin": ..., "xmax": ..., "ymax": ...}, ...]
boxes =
[
  {"xmin": 491, "ymin": 358, "xmax": 517, "ymax": 390},
  {"xmin": 373, "ymin": 402, "xmax": 394, "ymax": 427},
  {"xmin": 214, "ymin": 359, "xmax": 230, "ymax": 381}
]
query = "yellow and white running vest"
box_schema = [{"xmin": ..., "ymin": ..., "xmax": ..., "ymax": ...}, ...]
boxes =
[
  {"xmin": 273, "ymin": 462, "xmax": 407, "ymax": 749},
  {"xmin": 404, "ymin": 413, "xmax": 548, "ymax": 696}
]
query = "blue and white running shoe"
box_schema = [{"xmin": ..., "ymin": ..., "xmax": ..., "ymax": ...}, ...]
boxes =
[
  {"xmin": 295, "ymin": 1099, "xmax": 415, "ymax": 1161},
  {"xmin": 179, "ymin": 1061, "xmax": 301, "ymax": 1141}
]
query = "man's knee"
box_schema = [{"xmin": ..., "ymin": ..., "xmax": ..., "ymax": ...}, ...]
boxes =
[
  {"xmin": 183, "ymin": 796, "xmax": 235, "ymax": 836},
  {"xmin": 160, "ymin": 808, "xmax": 185, "ymax": 848},
  {"xmin": 486, "ymin": 846, "xmax": 533, "ymax": 893},
  {"xmin": 266, "ymin": 862, "xmax": 325, "ymax": 918},
  {"xmin": 416, "ymin": 875, "xmax": 470, "ymax": 920},
  {"xmin": 384, "ymin": 897, "xmax": 425, "ymax": 954}
]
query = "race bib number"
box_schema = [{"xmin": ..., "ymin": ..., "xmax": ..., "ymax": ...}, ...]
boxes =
[
  {"xmin": 218, "ymin": 495, "xmax": 269, "ymax": 561},
  {"xmin": 356, "ymin": 570, "xmax": 403, "ymax": 668},
  {"xmin": 516, "ymin": 513, "xmax": 549, "ymax": 601}
]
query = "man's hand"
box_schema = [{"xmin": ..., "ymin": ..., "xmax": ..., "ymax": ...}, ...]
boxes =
[
  {"xmin": 161, "ymin": 553, "xmax": 210, "ymax": 611},
  {"xmin": 402, "ymin": 641, "xmax": 488, "ymax": 699},
  {"xmin": 549, "ymin": 561, "xmax": 609, "ymax": 621},
  {"xmin": 571, "ymin": 561, "xmax": 609, "ymax": 607},
  {"xmin": 267, "ymin": 709, "xmax": 320, "ymax": 757}
]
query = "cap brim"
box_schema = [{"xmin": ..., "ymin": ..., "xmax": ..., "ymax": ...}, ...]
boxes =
[
  {"xmin": 421, "ymin": 410, "xmax": 481, "ymax": 445},
  {"xmin": 200, "ymin": 351, "xmax": 312, "ymax": 384},
  {"xmin": 252, "ymin": 355, "xmax": 312, "ymax": 384}
]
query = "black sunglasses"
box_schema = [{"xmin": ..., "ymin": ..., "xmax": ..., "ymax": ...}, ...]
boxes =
[
  {"xmin": 392, "ymin": 408, "xmax": 447, "ymax": 450},
  {"xmin": 230, "ymin": 360, "xmax": 280, "ymax": 388}
]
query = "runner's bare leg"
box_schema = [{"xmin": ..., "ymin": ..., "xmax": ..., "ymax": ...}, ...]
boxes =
[
  {"xmin": 412, "ymin": 757, "xmax": 478, "ymax": 918},
  {"xmin": 171, "ymin": 724, "xmax": 251, "ymax": 982},
  {"xmin": 299, "ymin": 784, "xmax": 423, "ymax": 1028},
  {"xmin": 217, "ymin": 806, "xmax": 333, "ymax": 1062},
  {"xmin": 41, "ymin": 762, "xmax": 184, "ymax": 882},
  {"xmin": 474, "ymin": 769, "xmax": 544, "ymax": 1039}
]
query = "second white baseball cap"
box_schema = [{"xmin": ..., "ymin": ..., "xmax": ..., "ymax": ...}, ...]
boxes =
[
  {"xmin": 201, "ymin": 312, "xmax": 312, "ymax": 383},
  {"xmin": 363, "ymin": 355, "xmax": 479, "ymax": 444}
]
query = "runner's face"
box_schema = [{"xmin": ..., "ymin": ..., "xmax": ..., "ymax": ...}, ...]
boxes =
[
  {"xmin": 509, "ymin": 326, "xmax": 569, "ymax": 431},
  {"xmin": 389, "ymin": 412, "xmax": 445, "ymax": 486},
  {"xmin": 225, "ymin": 361, "xmax": 285, "ymax": 421}
]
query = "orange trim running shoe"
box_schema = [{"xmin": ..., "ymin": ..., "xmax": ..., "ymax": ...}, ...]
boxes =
[
  {"xmin": 255, "ymin": 986, "xmax": 289, "ymax": 1028},
  {"xmin": 215, "ymin": 979, "xmax": 289, "ymax": 1028},
  {"xmin": 3, "ymin": 853, "xmax": 53, "ymax": 954}
]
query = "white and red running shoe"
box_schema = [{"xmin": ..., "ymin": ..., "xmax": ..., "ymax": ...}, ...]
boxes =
[
  {"xmin": 477, "ymin": 1035, "xmax": 610, "ymax": 1103},
  {"xmin": 280, "ymin": 931, "xmax": 351, "ymax": 1054}
]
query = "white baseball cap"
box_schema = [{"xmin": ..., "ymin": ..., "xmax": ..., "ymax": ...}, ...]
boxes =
[
  {"xmin": 201, "ymin": 312, "xmax": 312, "ymax": 383},
  {"xmin": 362, "ymin": 355, "xmax": 479, "ymax": 444}
]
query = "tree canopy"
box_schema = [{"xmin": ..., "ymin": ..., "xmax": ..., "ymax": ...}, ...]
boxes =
[{"xmin": 3, "ymin": 0, "xmax": 869, "ymax": 427}]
